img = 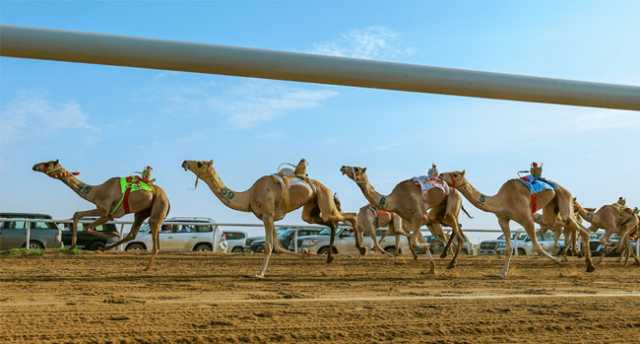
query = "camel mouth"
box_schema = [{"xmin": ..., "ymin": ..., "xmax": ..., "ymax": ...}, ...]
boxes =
[
  {"xmin": 181, "ymin": 161, "xmax": 188, "ymax": 171},
  {"xmin": 32, "ymin": 165, "xmax": 38, "ymax": 171}
]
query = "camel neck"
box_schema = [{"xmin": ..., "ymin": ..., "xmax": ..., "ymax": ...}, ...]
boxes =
[
  {"xmin": 201, "ymin": 170, "xmax": 251, "ymax": 212},
  {"xmin": 576, "ymin": 205, "xmax": 594, "ymax": 223},
  {"xmin": 356, "ymin": 178, "xmax": 388, "ymax": 210},
  {"xmin": 60, "ymin": 175, "xmax": 96, "ymax": 204},
  {"xmin": 456, "ymin": 182, "xmax": 501, "ymax": 214}
]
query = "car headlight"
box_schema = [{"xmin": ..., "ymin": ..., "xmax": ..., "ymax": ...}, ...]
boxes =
[{"xmin": 301, "ymin": 239, "xmax": 318, "ymax": 247}]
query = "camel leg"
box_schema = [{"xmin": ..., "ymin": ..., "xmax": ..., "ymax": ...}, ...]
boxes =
[
  {"xmin": 103, "ymin": 210, "xmax": 150, "ymax": 250},
  {"xmin": 570, "ymin": 220, "xmax": 595, "ymax": 272},
  {"xmin": 71, "ymin": 209, "xmax": 103, "ymax": 248},
  {"xmin": 83, "ymin": 215, "xmax": 117, "ymax": 239},
  {"xmin": 497, "ymin": 217, "xmax": 514, "ymax": 279},
  {"xmin": 407, "ymin": 229, "xmax": 422, "ymax": 260},
  {"xmin": 256, "ymin": 216, "xmax": 275, "ymax": 278},
  {"xmin": 145, "ymin": 217, "xmax": 162, "ymax": 271},
  {"xmin": 427, "ymin": 222, "xmax": 449, "ymax": 259},
  {"xmin": 357, "ymin": 209, "xmax": 380, "ymax": 255},
  {"xmin": 445, "ymin": 215, "xmax": 463, "ymax": 270},
  {"xmin": 326, "ymin": 223, "xmax": 337, "ymax": 264},
  {"xmin": 525, "ymin": 220, "xmax": 561, "ymax": 265}
]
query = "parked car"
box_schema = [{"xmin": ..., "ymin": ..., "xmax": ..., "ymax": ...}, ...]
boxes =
[
  {"xmin": 479, "ymin": 230, "xmax": 562, "ymax": 256},
  {"xmin": 251, "ymin": 227, "xmax": 325, "ymax": 253},
  {"xmin": 479, "ymin": 231, "xmax": 528, "ymax": 255},
  {"xmin": 421, "ymin": 232, "xmax": 475, "ymax": 256},
  {"xmin": 590, "ymin": 231, "xmax": 637, "ymax": 257},
  {"xmin": 123, "ymin": 217, "xmax": 228, "ymax": 252},
  {"xmin": 60, "ymin": 217, "xmax": 120, "ymax": 250},
  {"xmin": 293, "ymin": 226, "xmax": 413, "ymax": 256},
  {"xmin": 244, "ymin": 227, "xmax": 297, "ymax": 252},
  {"xmin": 0, "ymin": 213, "xmax": 61, "ymax": 250},
  {"xmin": 223, "ymin": 230, "xmax": 248, "ymax": 252}
]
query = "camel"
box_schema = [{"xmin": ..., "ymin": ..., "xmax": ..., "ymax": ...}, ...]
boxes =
[
  {"xmin": 355, "ymin": 206, "xmax": 430, "ymax": 259},
  {"xmin": 574, "ymin": 200, "xmax": 640, "ymax": 263},
  {"xmin": 182, "ymin": 159, "xmax": 357, "ymax": 278},
  {"xmin": 438, "ymin": 170, "xmax": 594, "ymax": 278},
  {"xmin": 340, "ymin": 165, "xmax": 467, "ymax": 273},
  {"xmin": 32, "ymin": 160, "xmax": 170, "ymax": 270},
  {"xmin": 534, "ymin": 213, "xmax": 579, "ymax": 259}
]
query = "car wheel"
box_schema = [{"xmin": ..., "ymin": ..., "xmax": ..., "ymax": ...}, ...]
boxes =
[
  {"xmin": 26, "ymin": 241, "xmax": 44, "ymax": 250},
  {"xmin": 317, "ymin": 246, "xmax": 337, "ymax": 255},
  {"xmin": 384, "ymin": 246, "xmax": 401, "ymax": 256},
  {"xmin": 87, "ymin": 241, "xmax": 106, "ymax": 251},
  {"xmin": 517, "ymin": 248, "xmax": 527, "ymax": 256},
  {"xmin": 254, "ymin": 245, "xmax": 265, "ymax": 253},
  {"xmin": 125, "ymin": 243, "xmax": 146, "ymax": 252},
  {"xmin": 193, "ymin": 243, "xmax": 213, "ymax": 252},
  {"xmin": 231, "ymin": 246, "xmax": 244, "ymax": 253}
]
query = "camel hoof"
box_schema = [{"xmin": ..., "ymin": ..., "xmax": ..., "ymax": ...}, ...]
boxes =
[
  {"xmin": 359, "ymin": 247, "xmax": 367, "ymax": 256},
  {"xmin": 326, "ymin": 255, "xmax": 334, "ymax": 264},
  {"xmin": 440, "ymin": 252, "xmax": 448, "ymax": 259},
  {"xmin": 586, "ymin": 265, "xmax": 596, "ymax": 273},
  {"xmin": 254, "ymin": 274, "xmax": 265, "ymax": 279},
  {"xmin": 447, "ymin": 263, "xmax": 456, "ymax": 270}
]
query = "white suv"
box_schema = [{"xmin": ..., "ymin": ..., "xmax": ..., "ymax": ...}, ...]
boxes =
[{"xmin": 124, "ymin": 217, "xmax": 228, "ymax": 253}]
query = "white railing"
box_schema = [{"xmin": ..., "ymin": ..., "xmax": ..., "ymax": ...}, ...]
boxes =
[{"xmin": 2, "ymin": 218, "xmax": 637, "ymax": 257}]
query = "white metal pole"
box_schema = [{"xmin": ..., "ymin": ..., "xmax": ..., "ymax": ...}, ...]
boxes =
[
  {"xmin": 2, "ymin": 25, "xmax": 640, "ymax": 110},
  {"xmin": 25, "ymin": 219, "xmax": 31, "ymax": 251},
  {"xmin": 294, "ymin": 229, "xmax": 299, "ymax": 253},
  {"xmin": 118, "ymin": 224, "xmax": 125, "ymax": 252},
  {"xmin": 213, "ymin": 225, "xmax": 220, "ymax": 253}
]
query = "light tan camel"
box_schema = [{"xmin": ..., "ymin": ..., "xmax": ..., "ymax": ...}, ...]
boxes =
[
  {"xmin": 340, "ymin": 165, "xmax": 467, "ymax": 272},
  {"xmin": 182, "ymin": 159, "xmax": 357, "ymax": 278},
  {"xmin": 574, "ymin": 200, "xmax": 639, "ymax": 262},
  {"xmin": 32, "ymin": 160, "xmax": 170, "ymax": 270},
  {"xmin": 438, "ymin": 170, "xmax": 594, "ymax": 278}
]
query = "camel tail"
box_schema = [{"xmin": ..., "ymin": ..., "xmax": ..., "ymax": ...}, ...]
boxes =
[{"xmin": 461, "ymin": 205, "xmax": 473, "ymax": 219}]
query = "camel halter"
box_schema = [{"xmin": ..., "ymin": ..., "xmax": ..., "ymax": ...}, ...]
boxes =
[{"xmin": 44, "ymin": 165, "xmax": 79, "ymax": 179}]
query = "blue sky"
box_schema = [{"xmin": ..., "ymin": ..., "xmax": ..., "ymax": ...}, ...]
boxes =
[{"xmin": 1, "ymin": 1, "xmax": 639, "ymax": 240}]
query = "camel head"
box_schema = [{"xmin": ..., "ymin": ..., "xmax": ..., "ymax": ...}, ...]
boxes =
[
  {"xmin": 439, "ymin": 170, "xmax": 467, "ymax": 188},
  {"xmin": 340, "ymin": 165, "xmax": 368, "ymax": 184},
  {"xmin": 32, "ymin": 159, "xmax": 76, "ymax": 179},
  {"xmin": 181, "ymin": 160, "xmax": 214, "ymax": 179}
]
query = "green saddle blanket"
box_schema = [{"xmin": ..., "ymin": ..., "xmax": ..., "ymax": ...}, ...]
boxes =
[{"xmin": 110, "ymin": 176, "xmax": 154, "ymax": 215}]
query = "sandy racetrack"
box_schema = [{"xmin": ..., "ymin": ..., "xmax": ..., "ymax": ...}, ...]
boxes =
[{"xmin": 1, "ymin": 252, "xmax": 640, "ymax": 343}]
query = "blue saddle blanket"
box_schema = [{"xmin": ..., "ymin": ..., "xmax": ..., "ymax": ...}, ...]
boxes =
[{"xmin": 520, "ymin": 175, "xmax": 556, "ymax": 193}]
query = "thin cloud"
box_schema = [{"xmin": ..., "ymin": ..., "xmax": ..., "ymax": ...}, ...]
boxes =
[
  {"xmin": 156, "ymin": 80, "xmax": 338, "ymax": 129},
  {"xmin": 0, "ymin": 93, "xmax": 95, "ymax": 145},
  {"xmin": 312, "ymin": 26, "xmax": 413, "ymax": 60}
]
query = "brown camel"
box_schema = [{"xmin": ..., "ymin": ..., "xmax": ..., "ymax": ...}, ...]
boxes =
[
  {"xmin": 340, "ymin": 165, "xmax": 467, "ymax": 272},
  {"xmin": 534, "ymin": 213, "xmax": 578, "ymax": 259},
  {"xmin": 32, "ymin": 160, "xmax": 170, "ymax": 270},
  {"xmin": 438, "ymin": 170, "xmax": 594, "ymax": 278},
  {"xmin": 182, "ymin": 159, "xmax": 357, "ymax": 278},
  {"xmin": 574, "ymin": 200, "xmax": 639, "ymax": 262}
]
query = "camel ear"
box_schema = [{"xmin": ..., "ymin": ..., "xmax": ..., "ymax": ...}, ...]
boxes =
[
  {"xmin": 363, "ymin": 167, "xmax": 367, "ymax": 173},
  {"xmin": 461, "ymin": 170, "xmax": 466, "ymax": 176},
  {"xmin": 206, "ymin": 160, "xmax": 213, "ymax": 166},
  {"xmin": 54, "ymin": 159, "xmax": 59, "ymax": 165}
]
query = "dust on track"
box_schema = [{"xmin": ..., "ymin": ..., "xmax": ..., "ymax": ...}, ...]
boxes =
[{"xmin": 1, "ymin": 252, "xmax": 640, "ymax": 343}]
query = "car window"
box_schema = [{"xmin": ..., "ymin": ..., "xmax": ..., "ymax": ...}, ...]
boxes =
[
  {"xmin": 31, "ymin": 221, "xmax": 57, "ymax": 230},
  {"xmin": 6, "ymin": 221, "xmax": 26, "ymax": 229},
  {"xmin": 192, "ymin": 224, "xmax": 213, "ymax": 233},
  {"xmin": 225, "ymin": 232, "xmax": 244, "ymax": 240}
]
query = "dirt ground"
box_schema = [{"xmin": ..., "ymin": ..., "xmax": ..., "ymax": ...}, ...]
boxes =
[{"xmin": 1, "ymin": 252, "xmax": 640, "ymax": 343}]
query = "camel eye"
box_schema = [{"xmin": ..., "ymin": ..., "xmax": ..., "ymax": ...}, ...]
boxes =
[{"xmin": 197, "ymin": 162, "xmax": 203, "ymax": 168}]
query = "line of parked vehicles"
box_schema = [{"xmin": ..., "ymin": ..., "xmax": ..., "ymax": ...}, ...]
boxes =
[{"xmin": 0, "ymin": 212, "xmax": 634, "ymax": 257}]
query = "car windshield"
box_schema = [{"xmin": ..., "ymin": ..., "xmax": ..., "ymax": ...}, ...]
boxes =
[
  {"xmin": 319, "ymin": 227, "xmax": 346, "ymax": 236},
  {"xmin": 278, "ymin": 229, "xmax": 294, "ymax": 239}
]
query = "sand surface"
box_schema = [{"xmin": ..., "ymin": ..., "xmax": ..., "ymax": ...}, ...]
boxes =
[{"xmin": 1, "ymin": 252, "xmax": 639, "ymax": 343}]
